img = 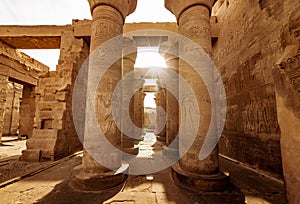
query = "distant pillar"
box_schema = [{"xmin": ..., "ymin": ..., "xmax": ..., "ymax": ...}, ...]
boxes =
[
  {"xmin": 122, "ymin": 37, "xmax": 138, "ymax": 155},
  {"xmin": 0, "ymin": 74, "xmax": 8, "ymax": 145},
  {"xmin": 71, "ymin": 0, "xmax": 137, "ymax": 191},
  {"xmin": 19, "ymin": 85, "xmax": 35, "ymax": 139},
  {"xmin": 159, "ymin": 41, "xmax": 179, "ymax": 146},
  {"xmin": 134, "ymin": 88, "xmax": 145, "ymax": 137},
  {"xmin": 165, "ymin": 0, "xmax": 229, "ymax": 191},
  {"xmin": 155, "ymin": 86, "xmax": 166, "ymax": 141}
]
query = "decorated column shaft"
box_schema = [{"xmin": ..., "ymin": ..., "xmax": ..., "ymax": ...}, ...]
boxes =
[
  {"xmin": 159, "ymin": 41, "xmax": 179, "ymax": 146},
  {"xmin": 155, "ymin": 86, "xmax": 166, "ymax": 141},
  {"xmin": 165, "ymin": 0, "xmax": 228, "ymax": 191},
  {"xmin": 122, "ymin": 37, "xmax": 138, "ymax": 154},
  {"xmin": 83, "ymin": 3, "xmax": 124, "ymax": 174},
  {"xmin": 133, "ymin": 88, "xmax": 145, "ymax": 136},
  {"xmin": 71, "ymin": 0, "xmax": 137, "ymax": 191}
]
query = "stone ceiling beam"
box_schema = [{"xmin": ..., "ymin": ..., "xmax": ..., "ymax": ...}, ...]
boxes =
[
  {"xmin": 0, "ymin": 21, "xmax": 218, "ymax": 49},
  {"xmin": 0, "ymin": 25, "xmax": 70, "ymax": 49}
]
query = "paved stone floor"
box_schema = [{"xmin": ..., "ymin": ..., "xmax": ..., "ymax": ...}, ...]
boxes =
[
  {"xmin": 0, "ymin": 134, "xmax": 287, "ymax": 204},
  {"xmin": 0, "ymin": 136, "xmax": 25, "ymax": 160}
]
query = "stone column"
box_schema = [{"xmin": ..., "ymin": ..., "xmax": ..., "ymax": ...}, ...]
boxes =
[
  {"xmin": 159, "ymin": 42, "xmax": 179, "ymax": 146},
  {"xmin": 165, "ymin": 0, "xmax": 229, "ymax": 191},
  {"xmin": 122, "ymin": 37, "xmax": 138, "ymax": 154},
  {"xmin": 19, "ymin": 85, "xmax": 35, "ymax": 139},
  {"xmin": 71, "ymin": 0, "xmax": 137, "ymax": 191},
  {"xmin": 0, "ymin": 74, "xmax": 8, "ymax": 145},
  {"xmin": 273, "ymin": 47, "xmax": 300, "ymax": 204},
  {"xmin": 155, "ymin": 86, "xmax": 166, "ymax": 141},
  {"xmin": 133, "ymin": 88, "xmax": 145, "ymax": 137}
]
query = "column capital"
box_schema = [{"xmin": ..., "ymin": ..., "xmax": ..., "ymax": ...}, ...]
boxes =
[
  {"xmin": 88, "ymin": 0, "xmax": 137, "ymax": 20},
  {"xmin": 165, "ymin": 0, "xmax": 215, "ymax": 21}
]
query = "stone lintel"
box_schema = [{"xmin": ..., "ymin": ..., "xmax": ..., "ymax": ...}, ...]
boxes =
[
  {"xmin": 0, "ymin": 41, "xmax": 49, "ymax": 74},
  {"xmin": 124, "ymin": 22, "xmax": 178, "ymax": 34},
  {"xmin": 0, "ymin": 54, "xmax": 38, "ymax": 86},
  {"xmin": 0, "ymin": 21, "xmax": 219, "ymax": 48},
  {"xmin": 0, "ymin": 25, "xmax": 70, "ymax": 49}
]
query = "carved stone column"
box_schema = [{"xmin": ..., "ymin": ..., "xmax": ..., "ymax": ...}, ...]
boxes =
[
  {"xmin": 122, "ymin": 37, "xmax": 138, "ymax": 155},
  {"xmin": 159, "ymin": 41, "xmax": 179, "ymax": 146},
  {"xmin": 165, "ymin": 0, "xmax": 229, "ymax": 191},
  {"xmin": 155, "ymin": 86, "xmax": 166, "ymax": 141},
  {"xmin": 19, "ymin": 85, "xmax": 35, "ymax": 139},
  {"xmin": 134, "ymin": 88, "xmax": 145, "ymax": 137},
  {"xmin": 273, "ymin": 46, "xmax": 300, "ymax": 204},
  {"xmin": 71, "ymin": 0, "xmax": 137, "ymax": 191}
]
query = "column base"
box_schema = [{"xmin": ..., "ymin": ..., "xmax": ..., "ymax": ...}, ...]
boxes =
[
  {"xmin": 122, "ymin": 147, "xmax": 139, "ymax": 155},
  {"xmin": 171, "ymin": 163, "xmax": 229, "ymax": 192},
  {"xmin": 70, "ymin": 164, "xmax": 128, "ymax": 192}
]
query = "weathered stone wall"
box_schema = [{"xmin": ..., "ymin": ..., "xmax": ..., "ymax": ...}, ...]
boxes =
[
  {"xmin": 2, "ymin": 82, "xmax": 22, "ymax": 136},
  {"xmin": 24, "ymin": 26, "xmax": 89, "ymax": 161},
  {"xmin": 0, "ymin": 40, "xmax": 48, "ymax": 144},
  {"xmin": 212, "ymin": 0, "xmax": 300, "ymax": 177}
]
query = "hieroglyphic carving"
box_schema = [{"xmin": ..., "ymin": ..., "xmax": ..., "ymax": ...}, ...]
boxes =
[
  {"xmin": 224, "ymin": 51, "xmax": 279, "ymax": 135},
  {"xmin": 276, "ymin": 54, "xmax": 300, "ymax": 93}
]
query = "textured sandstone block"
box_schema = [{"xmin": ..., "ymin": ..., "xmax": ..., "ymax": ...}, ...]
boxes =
[
  {"xmin": 33, "ymin": 129, "xmax": 58, "ymax": 139},
  {"xmin": 21, "ymin": 150, "xmax": 41, "ymax": 162}
]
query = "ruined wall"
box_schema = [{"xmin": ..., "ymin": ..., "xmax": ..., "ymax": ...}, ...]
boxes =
[
  {"xmin": 0, "ymin": 40, "xmax": 48, "ymax": 144},
  {"xmin": 2, "ymin": 82, "xmax": 22, "ymax": 136},
  {"xmin": 24, "ymin": 26, "xmax": 89, "ymax": 161},
  {"xmin": 212, "ymin": 0, "xmax": 300, "ymax": 177}
]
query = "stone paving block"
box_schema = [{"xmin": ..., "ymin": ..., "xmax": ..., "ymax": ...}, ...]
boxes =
[{"xmin": 21, "ymin": 149, "xmax": 41, "ymax": 162}]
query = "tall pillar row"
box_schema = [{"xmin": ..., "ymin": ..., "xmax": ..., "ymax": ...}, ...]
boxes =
[
  {"xmin": 122, "ymin": 37, "xmax": 139, "ymax": 155},
  {"xmin": 159, "ymin": 41, "xmax": 179, "ymax": 146},
  {"xmin": 165, "ymin": 0, "xmax": 229, "ymax": 191},
  {"xmin": 0, "ymin": 74, "xmax": 8, "ymax": 146},
  {"xmin": 155, "ymin": 86, "xmax": 166, "ymax": 141},
  {"xmin": 71, "ymin": 0, "xmax": 137, "ymax": 191},
  {"xmin": 133, "ymin": 88, "xmax": 145, "ymax": 135}
]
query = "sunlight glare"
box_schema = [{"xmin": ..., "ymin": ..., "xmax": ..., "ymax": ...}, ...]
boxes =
[
  {"xmin": 134, "ymin": 47, "xmax": 167, "ymax": 69},
  {"xmin": 144, "ymin": 92, "xmax": 156, "ymax": 108}
]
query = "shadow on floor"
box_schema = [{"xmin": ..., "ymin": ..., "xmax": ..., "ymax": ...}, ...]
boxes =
[
  {"xmin": 35, "ymin": 167, "xmax": 245, "ymax": 204},
  {"xmin": 36, "ymin": 178, "xmax": 124, "ymax": 204}
]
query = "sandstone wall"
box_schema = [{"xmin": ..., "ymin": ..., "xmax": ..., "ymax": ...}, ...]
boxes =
[
  {"xmin": 24, "ymin": 27, "xmax": 89, "ymax": 161},
  {"xmin": 212, "ymin": 0, "xmax": 300, "ymax": 177}
]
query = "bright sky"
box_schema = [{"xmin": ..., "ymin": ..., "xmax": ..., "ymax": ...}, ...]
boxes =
[
  {"xmin": 135, "ymin": 47, "xmax": 167, "ymax": 69},
  {"xmin": 144, "ymin": 92, "xmax": 156, "ymax": 108},
  {"xmin": 0, "ymin": 0, "xmax": 175, "ymax": 70}
]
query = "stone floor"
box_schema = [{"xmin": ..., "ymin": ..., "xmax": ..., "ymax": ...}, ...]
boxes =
[
  {"xmin": 0, "ymin": 136, "xmax": 25, "ymax": 160},
  {"xmin": 0, "ymin": 133, "xmax": 287, "ymax": 204}
]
